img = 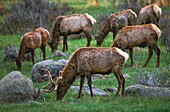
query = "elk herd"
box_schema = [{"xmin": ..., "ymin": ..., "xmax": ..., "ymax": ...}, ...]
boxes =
[{"xmin": 13, "ymin": 4, "xmax": 162, "ymax": 100}]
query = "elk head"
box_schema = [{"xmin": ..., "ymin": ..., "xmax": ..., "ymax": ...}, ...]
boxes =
[
  {"xmin": 47, "ymin": 40, "xmax": 55, "ymax": 53},
  {"xmin": 55, "ymin": 71, "xmax": 70, "ymax": 100},
  {"xmin": 42, "ymin": 70, "xmax": 68, "ymax": 100},
  {"xmin": 95, "ymin": 35, "xmax": 103, "ymax": 46},
  {"xmin": 14, "ymin": 56, "xmax": 22, "ymax": 70}
]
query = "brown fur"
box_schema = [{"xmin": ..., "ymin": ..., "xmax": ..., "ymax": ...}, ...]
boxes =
[
  {"xmin": 95, "ymin": 9, "xmax": 137, "ymax": 46},
  {"xmin": 111, "ymin": 24, "xmax": 161, "ymax": 67},
  {"xmin": 54, "ymin": 47, "xmax": 129, "ymax": 100},
  {"xmin": 15, "ymin": 27, "xmax": 50, "ymax": 70},
  {"xmin": 138, "ymin": 4, "xmax": 162, "ymax": 27},
  {"xmin": 49, "ymin": 13, "xmax": 96, "ymax": 52}
]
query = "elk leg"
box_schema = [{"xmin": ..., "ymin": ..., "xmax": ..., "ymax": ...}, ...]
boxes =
[
  {"xmin": 143, "ymin": 46, "xmax": 153, "ymax": 67},
  {"xmin": 41, "ymin": 45, "xmax": 46, "ymax": 60},
  {"xmin": 129, "ymin": 48, "xmax": 133, "ymax": 67},
  {"xmin": 77, "ymin": 76, "xmax": 85, "ymax": 98},
  {"xmin": 113, "ymin": 70, "xmax": 122, "ymax": 96},
  {"xmin": 113, "ymin": 31, "xmax": 117, "ymax": 40},
  {"xmin": 63, "ymin": 35, "xmax": 68, "ymax": 52},
  {"xmin": 31, "ymin": 49, "xmax": 35, "ymax": 65},
  {"xmin": 53, "ymin": 32, "xmax": 60, "ymax": 52},
  {"xmin": 84, "ymin": 30, "xmax": 92, "ymax": 47},
  {"xmin": 65, "ymin": 36, "xmax": 68, "ymax": 51},
  {"xmin": 86, "ymin": 75, "xmax": 93, "ymax": 98},
  {"xmin": 120, "ymin": 73, "xmax": 125, "ymax": 96},
  {"xmin": 152, "ymin": 45, "xmax": 160, "ymax": 67}
]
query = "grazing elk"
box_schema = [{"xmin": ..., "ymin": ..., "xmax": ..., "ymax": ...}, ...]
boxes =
[
  {"xmin": 15, "ymin": 27, "xmax": 50, "ymax": 70},
  {"xmin": 44, "ymin": 47, "xmax": 129, "ymax": 100},
  {"xmin": 49, "ymin": 13, "xmax": 96, "ymax": 52},
  {"xmin": 42, "ymin": 70, "xmax": 92, "ymax": 99},
  {"xmin": 95, "ymin": 9, "xmax": 137, "ymax": 46},
  {"xmin": 111, "ymin": 24, "xmax": 162, "ymax": 67},
  {"xmin": 138, "ymin": 4, "xmax": 162, "ymax": 27}
]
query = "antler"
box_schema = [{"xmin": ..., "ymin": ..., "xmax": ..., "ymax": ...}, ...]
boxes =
[
  {"xmin": 45, "ymin": 70, "xmax": 55, "ymax": 84},
  {"xmin": 42, "ymin": 70, "xmax": 56, "ymax": 93},
  {"xmin": 54, "ymin": 71, "xmax": 62, "ymax": 90},
  {"xmin": 42, "ymin": 70, "xmax": 63, "ymax": 93}
]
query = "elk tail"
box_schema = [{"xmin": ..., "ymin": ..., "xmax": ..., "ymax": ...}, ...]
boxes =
[
  {"xmin": 151, "ymin": 24, "xmax": 162, "ymax": 40},
  {"xmin": 85, "ymin": 13, "xmax": 96, "ymax": 25},
  {"xmin": 115, "ymin": 47, "xmax": 129, "ymax": 63},
  {"xmin": 153, "ymin": 4, "xmax": 162, "ymax": 18}
]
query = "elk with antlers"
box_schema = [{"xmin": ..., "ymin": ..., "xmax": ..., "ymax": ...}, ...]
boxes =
[
  {"xmin": 95, "ymin": 9, "xmax": 137, "ymax": 46},
  {"xmin": 49, "ymin": 13, "xmax": 96, "ymax": 52},
  {"xmin": 15, "ymin": 27, "xmax": 50, "ymax": 70},
  {"xmin": 43, "ymin": 47, "xmax": 129, "ymax": 100}
]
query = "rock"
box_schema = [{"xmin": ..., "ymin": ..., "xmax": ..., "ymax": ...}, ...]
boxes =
[
  {"xmin": 92, "ymin": 74, "xmax": 105, "ymax": 80},
  {"xmin": 125, "ymin": 84, "xmax": 170, "ymax": 97},
  {"xmin": 123, "ymin": 74, "xmax": 131, "ymax": 79},
  {"xmin": 70, "ymin": 85, "xmax": 109, "ymax": 96},
  {"xmin": 31, "ymin": 59, "xmax": 68, "ymax": 82},
  {"xmin": 103, "ymin": 87, "xmax": 117, "ymax": 93},
  {"xmin": 53, "ymin": 51, "xmax": 68, "ymax": 57},
  {"xmin": 3, "ymin": 44, "xmax": 32, "ymax": 62},
  {"xmin": 0, "ymin": 71, "xmax": 37, "ymax": 103}
]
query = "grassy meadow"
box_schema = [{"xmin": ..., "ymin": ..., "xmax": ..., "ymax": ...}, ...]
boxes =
[{"xmin": 0, "ymin": 0, "xmax": 170, "ymax": 112}]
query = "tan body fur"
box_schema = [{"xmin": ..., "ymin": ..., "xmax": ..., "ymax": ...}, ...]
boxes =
[
  {"xmin": 50, "ymin": 13, "xmax": 96, "ymax": 52},
  {"xmin": 139, "ymin": 4, "xmax": 162, "ymax": 27},
  {"xmin": 55, "ymin": 47, "xmax": 129, "ymax": 100},
  {"xmin": 96, "ymin": 9, "xmax": 137, "ymax": 46},
  {"xmin": 15, "ymin": 27, "xmax": 50, "ymax": 70},
  {"xmin": 111, "ymin": 24, "xmax": 161, "ymax": 67}
]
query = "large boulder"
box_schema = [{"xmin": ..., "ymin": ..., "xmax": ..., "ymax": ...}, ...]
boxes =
[
  {"xmin": 0, "ymin": 71, "xmax": 37, "ymax": 103},
  {"xmin": 31, "ymin": 59, "xmax": 68, "ymax": 82},
  {"xmin": 125, "ymin": 84, "xmax": 170, "ymax": 97}
]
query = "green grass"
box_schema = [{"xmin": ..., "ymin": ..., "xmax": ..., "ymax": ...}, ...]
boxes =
[
  {"xmin": 0, "ymin": 32, "xmax": 170, "ymax": 112},
  {"xmin": 0, "ymin": 0, "xmax": 170, "ymax": 112}
]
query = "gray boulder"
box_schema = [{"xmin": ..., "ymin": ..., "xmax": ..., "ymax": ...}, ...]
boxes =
[
  {"xmin": 31, "ymin": 59, "xmax": 68, "ymax": 82},
  {"xmin": 91, "ymin": 74, "xmax": 106, "ymax": 80},
  {"xmin": 0, "ymin": 71, "xmax": 37, "ymax": 103},
  {"xmin": 103, "ymin": 87, "xmax": 117, "ymax": 93},
  {"xmin": 125, "ymin": 84, "xmax": 170, "ymax": 97},
  {"xmin": 70, "ymin": 85, "xmax": 109, "ymax": 96}
]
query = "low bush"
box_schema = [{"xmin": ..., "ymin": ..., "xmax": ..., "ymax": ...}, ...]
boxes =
[
  {"xmin": 137, "ymin": 70, "xmax": 170, "ymax": 87},
  {"xmin": 0, "ymin": 0, "xmax": 74, "ymax": 34}
]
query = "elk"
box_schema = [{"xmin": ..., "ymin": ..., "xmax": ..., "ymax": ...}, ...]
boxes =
[
  {"xmin": 49, "ymin": 13, "xmax": 96, "ymax": 52},
  {"xmin": 95, "ymin": 9, "xmax": 137, "ymax": 46},
  {"xmin": 111, "ymin": 24, "xmax": 162, "ymax": 67},
  {"xmin": 138, "ymin": 4, "xmax": 162, "ymax": 27},
  {"xmin": 44, "ymin": 47, "xmax": 129, "ymax": 100},
  {"xmin": 42, "ymin": 70, "xmax": 92, "ymax": 98},
  {"xmin": 15, "ymin": 27, "xmax": 50, "ymax": 70}
]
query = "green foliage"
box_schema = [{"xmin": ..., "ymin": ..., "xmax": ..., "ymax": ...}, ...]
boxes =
[{"xmin": 0, "ymin": 0, "xmax": 170, "ymax": 112}]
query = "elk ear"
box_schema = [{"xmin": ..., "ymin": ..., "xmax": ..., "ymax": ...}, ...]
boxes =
[
  {"xmin": 54, "ymin": 71, "xmax": 62, "ymax": 90},
  {"xmin": 59, "ymin": 71, "xmax": 62, "ymax": 79},
  {"xmin": 54, "ymin": 77, "xmax": 62, "ymax": 90}
]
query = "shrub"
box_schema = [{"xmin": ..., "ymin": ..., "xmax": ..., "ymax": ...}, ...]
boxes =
[
  {"xmin": 160, "ymin": 11, "xmax": 170, "ymax": 51},
  {"xmin": 3, "ymin": 44, "xmax": 32, "ymax": 62},
  {"xmin": 137, "ymin": 70, "xmax": 170, "ymax": 87},
  {"xmin": 0, "ymin": 0, "xmax": 74, "ymax": 34}
]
